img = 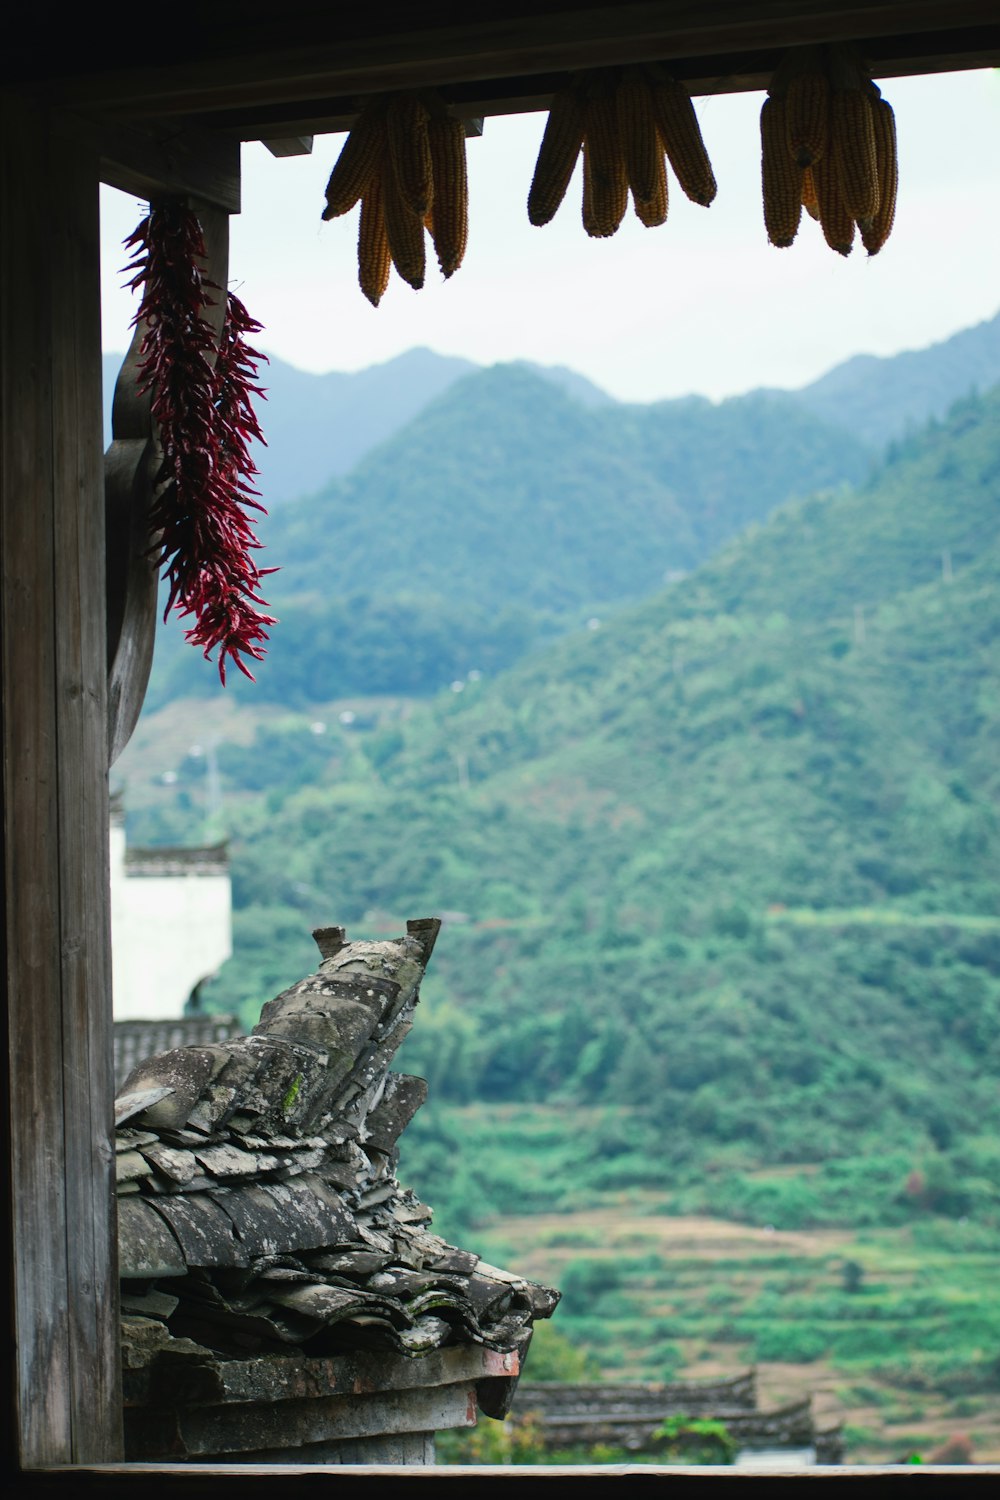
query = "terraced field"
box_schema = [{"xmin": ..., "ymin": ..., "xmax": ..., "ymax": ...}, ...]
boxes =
[{"xmin": 471, "ymin": 1202, "xmax": 1000, "ymax": 1465}]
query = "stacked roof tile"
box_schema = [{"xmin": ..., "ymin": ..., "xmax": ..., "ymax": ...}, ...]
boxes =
[{"xmin": 116, "ymin": 918, "xmax": 558, "ymax": 1364}]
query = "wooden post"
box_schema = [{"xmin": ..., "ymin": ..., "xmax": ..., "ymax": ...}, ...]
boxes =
[{"xmin": 1, "ymin": 96, "xmax": 122, "ymax": 1464}]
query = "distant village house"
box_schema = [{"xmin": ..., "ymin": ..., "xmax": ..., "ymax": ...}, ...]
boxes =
[{"xmin": 110, "ymin": 795, "xmax": 238, "ymax": 1087}]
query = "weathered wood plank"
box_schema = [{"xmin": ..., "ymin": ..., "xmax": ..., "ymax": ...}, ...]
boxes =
[
  {"xmin": 50, "ymin": 112, "xmax": 122, "ymax": 1464},
  {"xmin": 207, "ymin": 28, "xmax": 1000, "ymax": 141},
  {"xmin": 243, "ymin": 1430, "xmax": 436, "ymax": 1463},
  {"xmin": 193, "ymin": 200, "xmax": 231, "ymax": 346},
  {"xmin": 262, "ymin": 135, "xmax": 314, "ymax": 158},
  {"xmin": 197, "ymin": 1343, "xmax": 517, "ymax": 1407},
  {"xmin": 1, "ymin": 92, "xmax": 73, "ymax": 1468},
  {"xmin": 126, "ymin": 1381, "xmax": 480, "ymax": 1459},
  {"xmin": 98, "ymin": 122, "xmax": 241, "ymax": 213},
  {"xmin": 15, "ymin": 1461, "xmax": 998, "ymax": 1494},
  {"xmin": 38, "ymin": 4, "xmax": 1000, "ymax": 119},
  {"xmin": 1, "ymin": 96, "xmax": 121, "ymax": 1465}
]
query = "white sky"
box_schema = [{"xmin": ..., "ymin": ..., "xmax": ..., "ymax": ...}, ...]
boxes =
[{"xmin": 100, "ymin": 69, "xmax": 1000, "ymax": 404}]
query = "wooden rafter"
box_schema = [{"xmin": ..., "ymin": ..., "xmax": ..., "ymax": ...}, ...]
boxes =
[
  {"xmin": 189, "ymin": 26, "xmax": 1000, "ymax": 143},
  {"xmin": 11, "ymin": 2, "xmax": 1000, "ymax": 132}
]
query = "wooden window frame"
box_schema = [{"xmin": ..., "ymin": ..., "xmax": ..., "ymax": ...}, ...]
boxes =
[{"xmin": 5, "ymin": 8, "xmax": 1000, "ymax": 1483}]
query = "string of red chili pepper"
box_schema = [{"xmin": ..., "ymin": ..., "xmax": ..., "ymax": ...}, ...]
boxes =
[{"xmin": 123, "ymin": 202, "xmax": 276, "ymax": 683}]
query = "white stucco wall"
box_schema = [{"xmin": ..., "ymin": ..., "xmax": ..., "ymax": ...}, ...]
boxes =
[{"xmin": 110, "ymin": 822, "xmax": 233, "ymax": 1020}]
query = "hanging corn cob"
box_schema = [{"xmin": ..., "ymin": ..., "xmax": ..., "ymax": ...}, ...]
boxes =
[
  {"xmin": 801, "ymin": 167, "xmax": 820, "ymax": 221},
  {"xmin": 783, "ymin": 56, "xmax": 830, "ymax": 169},
  {"xmin": 616, "ymin": 70, "xmax": 662, "ymax": 214},
  {"xmin": 860, "ymin": 84, "xmax": 898, "ymax": 254},
  {"xmin": 426, "ymin": 114, "xmax": 469, "ymax": 277},
  {"xmin": 528, "ymin": 87, "xmax": 587, "ymax": 226},
  {"xmin": 648, "ymin": 69, "xmax": 717, "ymax": 208},
  {"xmin": 761, "ymin": 96, "xmax": 802, "ymax": 249},
  {"xmin": 528, "ymin": 64, "xmax": 716, "ymax": 238},
  {"xmin": 761, "ymin": 43, "xmax": 897, "ymax": 257},
  {"xmin": 830, "ymin": 83, "xmax": 878, "ymax": 229},
  {"xmin": 322, "ymin": 96, "xmax": 387, "ymax": 218},
  {"xmin": 813, "ymin": 155, "xmax": 856, "ymax": 255},
  {"xmin": 583, "ymin": 80, "xmax": 629, "ymax": 237},
  {"xmin": 322, "ymin": 90, "xmax": 470, "ymax": 304},
  {"xmin": 357, "ymin": 176, "xmax": 391, "ymax": 306}
]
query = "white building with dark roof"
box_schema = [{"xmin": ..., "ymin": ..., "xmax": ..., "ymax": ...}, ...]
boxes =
[{"xmin": 110, "ymin": 796, "xmax": 232, "ymax": 1022}]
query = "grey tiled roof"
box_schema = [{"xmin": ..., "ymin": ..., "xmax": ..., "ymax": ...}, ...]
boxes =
[
  {"xmin": 114, "ymin": 1016, "xmax": 242, "ymax": 1090},
  {"xmin": 124, "ymin": 840, "xmax": 229, "ymax": 876},
  {"xmin": 116, "ymin": 918, "xmax": 558, "ymax": 1365}
]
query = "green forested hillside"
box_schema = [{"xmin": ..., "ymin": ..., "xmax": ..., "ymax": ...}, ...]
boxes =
[
  {"xmin": 125, "ymin": 385, "xmax": 1000, "ymax": 1234},
  {"xmin": 138, "ymin": 317, "xmax": 1000, "ymax": 714},
  {"xmin": 144, "ymin": 362, "xmax": 867, "ymax": 708},
  {"xmin": 274, "ymin": 365, "xmax": 868, "ymax": 610},
  {"xmin": 101, "ymin": 346, "xmax": 478, "ymax": 503},
  {"xmin": 105, "ymin": 308, "xmax": 1000, "ymax": 515}
]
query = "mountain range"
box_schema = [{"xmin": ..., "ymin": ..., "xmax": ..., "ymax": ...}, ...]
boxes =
[
  {"xmin": 142, "ymin": 362, "xmax": 870, "ymax": 708},
  {"xmin": 122, "ymin": 375, "xmax": 1000, "ymax": 1238},
  {"xmin": 788, "ymin": 311, "xmax": 1000, "ymax": 449},
  {"xmin": 100, "ymin": 346, "xmax": 611, "ymax": 502},
  {"xmin": 103, "ymin": 309, "xmax": 1000, "ymax": 504},
  {"xmin": 134, "ymin": 309, "xmax": 999, "ymax": 714}
]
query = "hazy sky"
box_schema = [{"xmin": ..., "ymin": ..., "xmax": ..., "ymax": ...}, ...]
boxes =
[{"xmin": 100, "ymin": 68, "xmax": 1000, "ymax": 404}]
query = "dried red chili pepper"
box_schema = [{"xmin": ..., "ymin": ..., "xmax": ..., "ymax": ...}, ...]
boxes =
[{"xmin": 123, "ymin": 202, "xmax": 276, "ymax": 683}]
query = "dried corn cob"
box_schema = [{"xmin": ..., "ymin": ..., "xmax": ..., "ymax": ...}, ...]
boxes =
[
  {"xmin": 634, "ymin": 147, "xmax": 668, "ymax": 226},
  {"xmin": 761, "ymin": 96, "xmax": 802, "ymax": 248},
  {"xmin": 357, "ymin": 177, "xmax": 391, "ymax": 306},
  {"xmin": 322, "ymin": 97, "xmax": 387, "ymax": 220},
  {"xmin": 322, "ymin": 87, "xmax": 478, "ymax": 302},
  {"xmin": 650, "ymin": 75, "xmax": 717, "ymax": 206},
  {"xmin": 860, "ymin": 90, "xmax": 897, "ymax": 254},
  {"xmin": 813, "ymin": 155, "xmax": 854, "ymax": 255},
  {"xmin": 582, "ymin": 88, "xmax": 628, "ymax": 237},
  {"xmin": 383, "ymin": 152, "xmax": 426, "ymax": 288},
  {"xmin": 831, "ymin": 86, "xmax": 879, "ymax": 228},
  {"xmin": 426, "ymin": 113, "xmax": 468, "ymax": 278},
  {"xmin": 784, "ymin": 68, "xmax": 830, "ymax": 167},
  {"xmin": 528, "ymin": 86, "xmax": 586, "ymax": 226},
  {"xmin": 763, "ymin": 43, "xmax": 898, "ymax": 259},
  {"xmin": 581, "ymin": 144, "xmax": 595, "ymax": 235},
  {"xmin": 616, "ymin": 69, "xmax": 661, "ymax": 210},
  {"xmin": 387, "ymin": 92, "xmax": 433, "ymax": 218}
]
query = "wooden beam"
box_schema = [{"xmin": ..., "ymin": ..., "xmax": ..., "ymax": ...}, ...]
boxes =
[
  {"xmin": 37, "ymin": 3, "xmax": 1000, "ymax": 122},
  {"xmin": 97, "ymin": 120, "xmax": 240, "ymax": 213},
  {"xmin": 262, "ymin": 135, "xmax": 314, "ymax": 158},
  {"xmin": 51, "ymin": 108, "xmax": 123, "ymax": 1466},
  {"xmin": 1, "ymin": 96, "xmax": 122, "ymax": 1466},
  {"xmin": 192, "ymin": 27, "xmax": 1000, "ymax": 141}
]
